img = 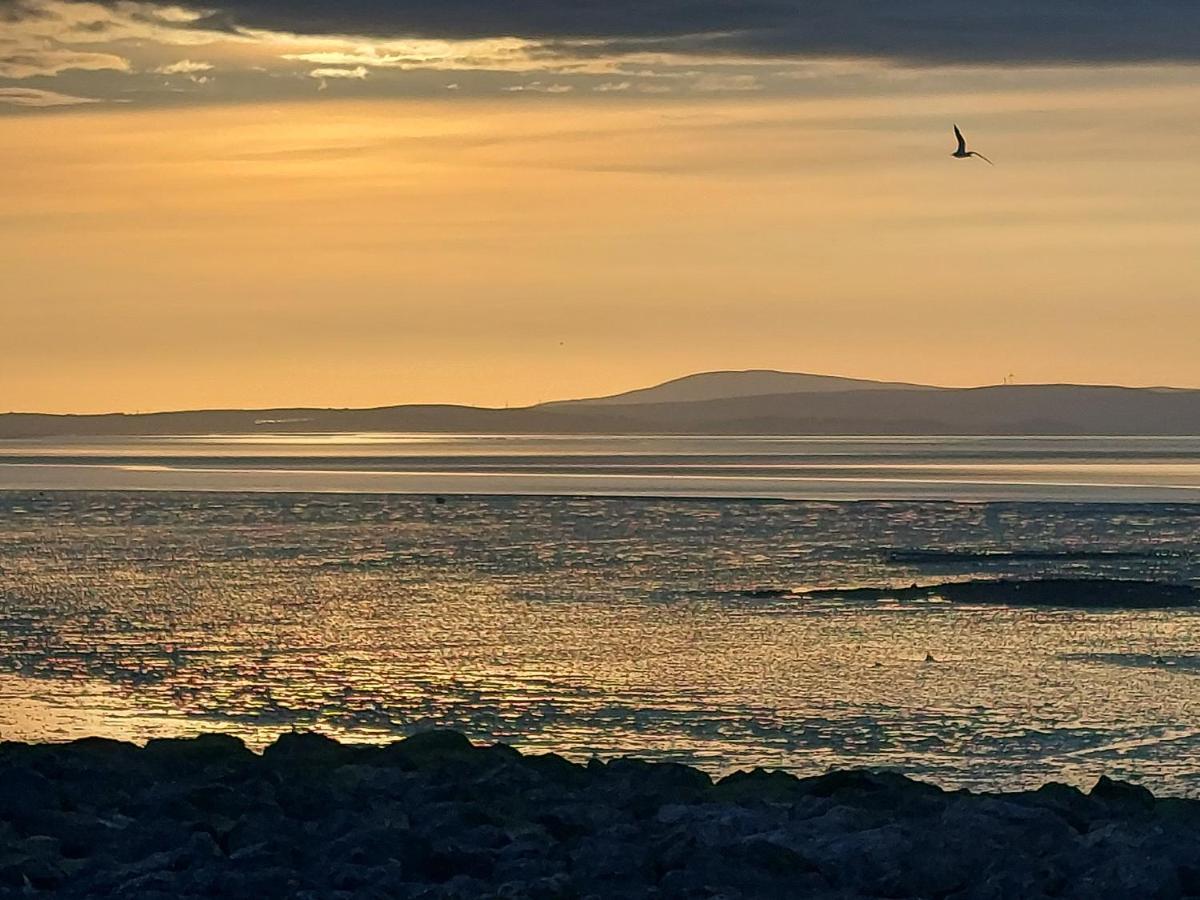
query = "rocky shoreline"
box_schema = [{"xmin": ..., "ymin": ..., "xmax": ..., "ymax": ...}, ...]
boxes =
[{"xmin": 1, "ymin": 730, "xmax": 1197, "ymax": 899}]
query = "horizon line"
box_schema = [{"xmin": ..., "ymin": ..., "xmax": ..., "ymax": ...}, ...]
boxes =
[{"xmin": 2, "ymin": 369, "xmax": 1197, "ymax": 419}]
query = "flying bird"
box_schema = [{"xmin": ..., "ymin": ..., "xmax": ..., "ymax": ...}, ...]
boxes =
[{"xmin": 951, "ymin": 125, "xmax": 993, "ymax": 165}]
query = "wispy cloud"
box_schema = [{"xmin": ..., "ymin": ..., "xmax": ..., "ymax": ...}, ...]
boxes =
[
  {"xmin": 0, "ymin": 48, "xmax": 129, "ymax": 79},
  {"xmin": 309, "ymin": 66, "xmax": 369, "ymax": 80},
  {"xmin": 691, "ymin": 74, "xmax": 762, "ymax": 94},
  {"xmin": 154, "ymin": 59, "xmax": 214, "ymax": 75},
  {"xmin": 6, "ymin": 0, "xmax": 224, "ymax": 47},
  {"xmin": 0, "ymin": 86, "xmax": 102, "ymax": 107},
  {"xmin": 504, "ymin": 81, "xmax": 573, "ymax": 94},
  {"xmin": 279, "ymin": 37, "xmax": 541, "ymax": 73}
]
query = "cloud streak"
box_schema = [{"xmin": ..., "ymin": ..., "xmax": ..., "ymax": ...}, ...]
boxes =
[
  {"xmin": 0, "ymin": 86, "xmax": 101, "ymax": 106},
  {"xmin": 504, "ymin": 81, "xmax": 573, "ymax": 94},
  {"xmin": 0, "ymin": 47, "xmax": 129, "ymax": 78},
  {"xmin": 154, "ymin": 59, "xmax": 213, "ymax": 74},
  {"xmin": 309, "ymin": 65, "xmax": 368, "ymax": 79}
]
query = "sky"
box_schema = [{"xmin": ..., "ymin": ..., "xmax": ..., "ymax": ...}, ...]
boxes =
[{"xmin": 3, "ymin": 1, "xmax": 1200, "ymax": 413}]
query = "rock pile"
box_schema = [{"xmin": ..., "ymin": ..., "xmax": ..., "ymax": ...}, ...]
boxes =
[{"xmin": 1, "ymin": 730, "xmax": 1197, "ymax": 898}]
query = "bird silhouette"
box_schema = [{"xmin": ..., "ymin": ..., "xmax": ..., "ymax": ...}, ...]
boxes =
[{"xmin": 952, "ymin": 125, "xmax": 993, "ymax": 165}]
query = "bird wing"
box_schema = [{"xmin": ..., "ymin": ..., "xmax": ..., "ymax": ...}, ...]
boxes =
[
  {"xmin": 969, "ymin": 151, "xmax": 994, "ymax": 166},
  {"xmin": 953, "ymin": 125, "xmax": 966, "ymax": 154}
]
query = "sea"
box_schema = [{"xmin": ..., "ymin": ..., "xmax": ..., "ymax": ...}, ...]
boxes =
[{"xmin": 2, "ymin": 433, "xmax": 1200, "ymax": 794}]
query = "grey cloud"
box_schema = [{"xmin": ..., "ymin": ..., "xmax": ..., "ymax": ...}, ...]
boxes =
[{"xmin": 84, "ymin": 0, "xmax": 1200, "ymax": 65}]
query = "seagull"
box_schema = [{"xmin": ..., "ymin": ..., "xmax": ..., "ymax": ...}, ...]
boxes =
[{"xmin": 952, "ymin": 125, "xmax": 993, "ymax": 165}]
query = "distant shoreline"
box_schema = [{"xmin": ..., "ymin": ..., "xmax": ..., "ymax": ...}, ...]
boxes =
[{"xmin": 6, "ymin": 370, "xmax": 1200, "ymax": 438}]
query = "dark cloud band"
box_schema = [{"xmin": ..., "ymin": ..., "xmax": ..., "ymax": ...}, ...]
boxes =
[{"xmin": 88, "ymin": 0, "xmax": 1200, "ymax": 64}]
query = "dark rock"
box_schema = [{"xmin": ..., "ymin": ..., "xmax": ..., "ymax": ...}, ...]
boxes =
[
  {"xmin": 19, "ymin": 835, "xmax": 61, "ymax": 861},
  {"xmin": 327, "ymin": 861, "xmax": 373, "ymax": 891},
  {"xmin": 0, "ymin": 835, "xmax": 67, "ymax": 892},
  {"xmin": 570, "ymin": 833, "xmax": 650, "ymax": 883},
  {"xmin": 2, "ymin": 730, "xmax": 1197, "ymax": 898},
  {"xmin": 1019, "ymin": 781, "xmax": 1100, "ymax": 832},
  {"xmin": 22, "ymin": 809, "xmax": 113, "ymax": 859},
  {"xmin": 225, "ymin": 811, "xmax": 295, "ymax": 856},
  {"xmin": 144, "ymin": 733, "xmax": 255, "ymax": 769},
  {"xmin": 492, "ymin": 853, "xmax": 568, "ymax": 888},
  {"xmin": 422, "ymin": 843, "xmax": 496, "ymax": 882},
  {"xmin": 495, "ymin": 872, "xmax": 573, "ymax": 900},
  {"xmin": 1090, "ymin": 776, "xmax": 1156, "ymax": 813},
  {"xmin": 62, "ymin": 736, "xmax": 141, "ymax": 762},
  {"xmin": 485, "ymin": 742, "xmax": 524, "ymax": 762},
  {"xmin": 522, "ymin": 752, "xmax": 588, "ymax": 787},
  {"xmin": 330, "ymin": 763, "xmax": 407, "ymax": 801},
  {"xmin": 380, "ymin": 730, "xmax": 479, "ymax": 769},
  {"xmin": 274, "ymin": 780, "xmax": 340, "ymax": 821},
  {"xmin": 602, "ymin": 757, "xmax": 711, "ymax": 815},
  {"xmin": 0, "ymin": 766, "xmax": 57, "ymax": 825},
  {"xmin": 1068, "ymin": 851, "xmax": 1182, "ymax": 899},
  {"xmin": 828, "ymin": 823, "xmax": 988, "ymax": 897},
  {"xmin": 418, "ymin": 873, "xmax": 490, "ymax": 898},
  {"xmin": 108, "ymin": 814, "xmax": 195, "ymax": 863},
  {"xmin": 183, "ymin": 829, "xmax": 223, "ymax": 862},
  {"xmin": 713, "ymin": 767, "xmax": 805, "ymax": 803},
  {"xmin": 728, "ymin": 836, "xmax": 815, "ymax": 876},
  {"xmin": 942, "ymin": 796, "xmax": 1076, "ymax": 862},
  {"xmin": 323, "ymin": 824, "xmax": 430, "ymax": 872},
  {"xmin": 219, "ymin": 864, "xmax": 303, "ymax": 898},
  {"xmin": 263, "ymin": 731, "xmax": 357, "ymax": 767},
  {"xmin": 798, "ymin": 768, "xmax": 947, "ymax": 817},
  {"xmin": 951, "ymin": 869, "xmax": 1055, "ymax": 900},
  {"xmin": 649, "ymin": 825, "xmax": 699, "ymax": 877}
]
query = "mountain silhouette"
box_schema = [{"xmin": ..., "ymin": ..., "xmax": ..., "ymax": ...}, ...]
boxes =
[
  {"xmin": 549, "ymin": 369, "xmax": 938, "ymax": 406},
  {"xmin": 3, "ymin": 371, "xmax": 1199, "ymax": 437}
]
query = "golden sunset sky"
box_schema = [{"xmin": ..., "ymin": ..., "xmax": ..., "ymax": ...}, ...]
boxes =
[{"xmin": 3, "ymin": 1, "xmax": 1200, "ymax": 412}]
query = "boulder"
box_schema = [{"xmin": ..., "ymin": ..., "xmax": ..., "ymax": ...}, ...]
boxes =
[
  {"xmin": 0, "ymin": 766, "xmax": 58, "ymax": 825},
  {"xmin": 1089, "ymin": 776, "xmax": 1156, "ymax": 813},
  {"xmin": 713, "ymin": 767, "xmax": 806, "ymax": 803},
  {"xmin": 263, "ymin": 731, "xmax": 358, "ymax": 767},
  {"xmin": 144, "ymin": 733, "xmax": 255, "ymax": 769},
  {"xmin": 378, "ymin": 730, "xmax": 480, "ymax": 769}
]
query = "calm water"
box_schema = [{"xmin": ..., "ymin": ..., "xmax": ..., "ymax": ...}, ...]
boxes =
[
  {"xmin": 2, "ymin": 435, "xmax": 1200, "ymax": 793},
  {"xmin": 3, "ymin": 433, "xmax": 1200, "ymax": 501}
]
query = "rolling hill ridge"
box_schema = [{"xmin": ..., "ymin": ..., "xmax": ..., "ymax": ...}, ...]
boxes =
[{"xmin": 3, "ymin": 371, "xmax": 1199, "ymax": 437}]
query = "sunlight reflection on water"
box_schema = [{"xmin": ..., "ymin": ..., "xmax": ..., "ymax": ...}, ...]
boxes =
[
  {"xmin": 2, "ymin": 491, "xmax": 1200, "ymax": 794},
  {"xmin": 3, "ymin": 434, "xmax": 1200, "ymax": 501}
]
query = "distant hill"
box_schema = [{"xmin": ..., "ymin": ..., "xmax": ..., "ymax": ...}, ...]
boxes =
[
  {"xmin": 549, "ymin": 369, "xmax": 938, "ymax": 406},
  {"xmin": 545, "ymin": 385, "xmax": 1200, "ymax": 435},
  {"xmin": 2, "ymin": 373, "xmax": 1200, "ymax": 437}
]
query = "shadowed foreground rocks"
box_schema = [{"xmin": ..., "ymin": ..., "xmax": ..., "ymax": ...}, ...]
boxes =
[{"xmin": 2, "ymin": 730, "xmax": 1199, "ymax": 899}]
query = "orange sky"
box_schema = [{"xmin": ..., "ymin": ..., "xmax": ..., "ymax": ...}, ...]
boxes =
[{"xmin": 4, "ymin": 10, "xmax": 1200, "ymax": 412}]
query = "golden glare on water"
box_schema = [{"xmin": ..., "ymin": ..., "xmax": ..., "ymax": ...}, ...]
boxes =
[
  {"xmin": 3, "ymin": 435, "xmax": 1200, "ymax": 501},
  {"xmin": 3, "ymin": 491, "xmax": 1200, "ymax": 794}
]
